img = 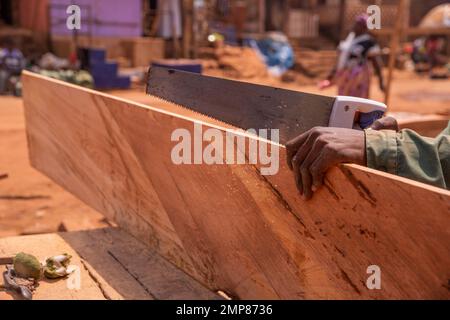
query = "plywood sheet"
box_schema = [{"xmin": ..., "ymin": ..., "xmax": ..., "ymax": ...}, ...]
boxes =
[{"xmin": 22, "ymin": 71, "xmax": 450, "ymax": 299}]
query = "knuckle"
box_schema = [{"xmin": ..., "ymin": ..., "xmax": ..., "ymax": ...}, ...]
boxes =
[
  {"xmin": 300, "ymin": 165, "xmax": 309, "ymax": 174},
  {"xmin": 285, "ymin": 141, "xmax": 294, "ymax": 150},
  {"xmin": 310, "ymin": 127, "xmax": 322, "ymax": 135},
  {"xmin": 310, "ymin": 161, "xmax": 320, "ymax": 172},
  {"xmin": 323, "ymin": 143, "xmax": 334, "ymax": 153},
  {"xmin": 316, "ymin": 136, "xmax": 328, "ymax": 145}
]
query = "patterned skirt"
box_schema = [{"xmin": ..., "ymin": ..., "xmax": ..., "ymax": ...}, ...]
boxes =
[{"xmin": 334, "ymin": 63, "xmax": 372, "ymax": 99}]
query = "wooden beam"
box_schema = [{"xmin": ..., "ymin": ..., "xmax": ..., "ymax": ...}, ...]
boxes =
[
  {"xmin": 373, "ymin": 27, "xmax": 450, "ymax": 37},
  {"xmin": 182, "ymin": 0, "xmax": 194, "ymax": 58},
  {"xmin": 22, "ymin": 71, "xmax": 450, "ymax": 299},
  {"xmin": 259, "ymin": 0, "xmax": 265, "ymax": 34},
  {"xmin": 398, "ymin": 115, "xmax": 450, "ymax": 138},
  {"xmin": 384, "ymin": 0, "xmax": 408, "ymax": 107},
  {"xmin": 338, "ymin": 0, "xmax": 347, "ymax": 41},
  {"xmin": 0, "ymin": 256, "xmax": 13, "ymax": 265}
]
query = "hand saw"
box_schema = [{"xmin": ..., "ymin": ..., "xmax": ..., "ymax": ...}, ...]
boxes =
[{"xmin": 146, "ymin": 66, "xmax": 386, "ymax": 144}]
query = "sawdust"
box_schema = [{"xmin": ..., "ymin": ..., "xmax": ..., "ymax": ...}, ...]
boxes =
[
  {"xmin": 202, "ymin": 45, "xmax": 316, "ymax": 86},
  {"xmin": 202, "ymin": 45, "xmax": 268, "ymax": 79}
]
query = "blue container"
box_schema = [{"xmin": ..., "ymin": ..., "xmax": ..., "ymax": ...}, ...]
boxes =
[
  {"xmin": 91, "ymin": 62, "xmax": 118, "ymax": 79},
  {"xmin": 114, "ymin": 76, "xmax": 131, "ymax": 89},
  {"xmin": 88, "ymin": 49, "xmax": 106, "ymax": 66}
]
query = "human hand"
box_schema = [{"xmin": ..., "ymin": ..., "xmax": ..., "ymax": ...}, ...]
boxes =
[
  {"xmin": 369, "ymin": 116, "xmax": 399, "ymax": 131},
  {"xmin": 286, "ymin": 127, "xmax": 366, "ymax": 200},
  {"xmin": 318, "ymin": 79, "xmax": 332, "ymax": 90}
]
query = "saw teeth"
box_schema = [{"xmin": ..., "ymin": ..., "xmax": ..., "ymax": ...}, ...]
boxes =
[{"xmin": 148, "ymin": 93, "xmax": 236, "ymax": 128}]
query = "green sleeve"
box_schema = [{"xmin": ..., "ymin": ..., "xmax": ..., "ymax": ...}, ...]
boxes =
[{"xmin": 365, "ymin": 121, "xmax": 450, "ymax": 189}]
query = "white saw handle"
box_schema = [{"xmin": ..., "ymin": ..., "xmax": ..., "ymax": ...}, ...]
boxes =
[{"xmin": 328, "ymin": 96, "xmax": 387, "ymax": 129}]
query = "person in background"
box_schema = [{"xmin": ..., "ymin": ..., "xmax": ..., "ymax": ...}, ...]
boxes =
[
  {"xmin": 151, "ymin": 0, "xmax": 182, "ymax": 58},
  {"xmin": 319, "ymin": 14, "xmax": 385, "ymax": 99},
  {"xmin": 0, "ymin": 37, "xmax": 25, "ymax": 95},
  {"xmin": 285, "ymin": 117, "xmax": 450, "ymax": 200}
]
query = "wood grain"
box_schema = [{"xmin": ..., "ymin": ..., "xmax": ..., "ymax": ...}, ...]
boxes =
[
  {"xmin": 398, "ymin": 115, "xmax": 449, "ymax": 137},
  {"xmin": 22, "ymin": 71, "xmax": 450, "ymax": 299}
]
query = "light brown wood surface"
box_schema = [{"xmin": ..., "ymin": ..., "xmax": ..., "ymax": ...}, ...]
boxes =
[
  {"xmin": 22, "ymin": 71, "xmax": 450, "ymax": 299},
  {"xmin": 398, "ymin": 115, "xmax": 449, "ymax": 138},
  {"xmin": 0, "ymin": 227, "xmax": 218, "ymax": 300}
]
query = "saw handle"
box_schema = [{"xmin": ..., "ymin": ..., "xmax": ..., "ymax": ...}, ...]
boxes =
[{"xmin": 328, "ymin": 96, "xmax": 387, "ymax": 129}]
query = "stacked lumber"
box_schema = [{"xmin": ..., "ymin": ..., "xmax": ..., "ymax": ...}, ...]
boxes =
[
  {"xmin": 22, "ymin": 72, "xmax": 450, "ymax": 299},
  {"xmin": 212, "ymin": 45, "xmax": 268, "ymax": 79},
  {"xmin": 51, "ymin": 36, "xmax": 164, "ymax": 67},
  {"xmin": 293, "ymin": 48, "xmax": 337, "ymax": 79}
]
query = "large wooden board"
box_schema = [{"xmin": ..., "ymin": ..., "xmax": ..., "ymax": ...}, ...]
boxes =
[
  {"xmin": 398, "ymin": 115, "xmax": 449, "ymax": 138},
  {"xmin": 22, "ymin": 71, "xmax": 450, "ymax": 299}
]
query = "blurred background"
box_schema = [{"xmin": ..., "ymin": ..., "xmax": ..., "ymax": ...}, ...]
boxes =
[{"xmin": 0, "ymin": 1, "xmax": 449, "ymax": 91}]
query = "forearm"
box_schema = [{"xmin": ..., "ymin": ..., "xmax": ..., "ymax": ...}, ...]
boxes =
[{"xmin": 365, "ymin": 125, "xmax": 450, "ymax": 189}]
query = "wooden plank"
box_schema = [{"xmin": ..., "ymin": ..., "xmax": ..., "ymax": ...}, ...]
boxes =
[
  {"xmin": 373, "ymin": 27, "xmax": 450, "ymax": 37},
  {"xmin": 0, "ymin": 227, "xmax": 218, "ymax": 300},
  {"xmin": 0, "ymin": 232, "xmax": 113, "ymax": 300},
  {"xmin": 122, "ymin": 37, "xmax": 165, "ymax": 67},
  {"xmin": 385, "ymin": 0, "xmax": 407, "ymax": 106},
  {"xmin": 398, "ymin": 115, "xmax": 449, "ymax": 137},
  {"xmin": 22, "ymin": 71, "xmax": 450, "ymax": 299},
  {"xmin": 0, "ymin": 256, "xmax": 13, "ymax": 265},
  {"xmin": 60, "ymin": 227, "xmax": 219, "ymax": 300}
]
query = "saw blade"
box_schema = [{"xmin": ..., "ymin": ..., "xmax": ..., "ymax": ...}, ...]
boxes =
[{"xmin": 147, "ymin": 66, "xmax": 336, "ymax": 144}]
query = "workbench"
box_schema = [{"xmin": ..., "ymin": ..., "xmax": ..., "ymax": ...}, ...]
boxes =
[{"xmin": 0, "ymin": 227, "xmax": 219, "ymax": 300}]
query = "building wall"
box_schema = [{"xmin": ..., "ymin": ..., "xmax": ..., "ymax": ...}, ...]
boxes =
[{"xmin": 49, "ymin": 0, "xmax": 142, "ymax": 37}]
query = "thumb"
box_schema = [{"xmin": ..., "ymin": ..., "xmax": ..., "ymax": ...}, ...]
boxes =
[{"xmin": 370, "ymin": 116, "xmax": 399, "ymax": 131}]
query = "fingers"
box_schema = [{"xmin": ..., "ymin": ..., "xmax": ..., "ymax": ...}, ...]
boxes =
[
  {"xmin": 301, "ymin": 166, "xmax": 313, "ymax": 200},
  {"xmin": 285, "ymin": 131, "xmax": 309, "ymax": 170},
  {"xmin": 292, "ymin": 135, "xmax": 326, "ymax": 199},
  {"xmin": 310, "ymin": 148, "xmax": 338, "ymax": 191},
  {"xmin": 285, "ymin": 127, "xmax": 324, "ymax": 170},
  {"xmin": 292, "ymin": 152, "xmax": 303, "ymax": 195},
  {"xmin": 370, "ymin": 116, "xmax": 399, "ymax": 131},
  {"xmin": 299, "ymin": 138, "xmax": 328, "ymax": 199}
]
